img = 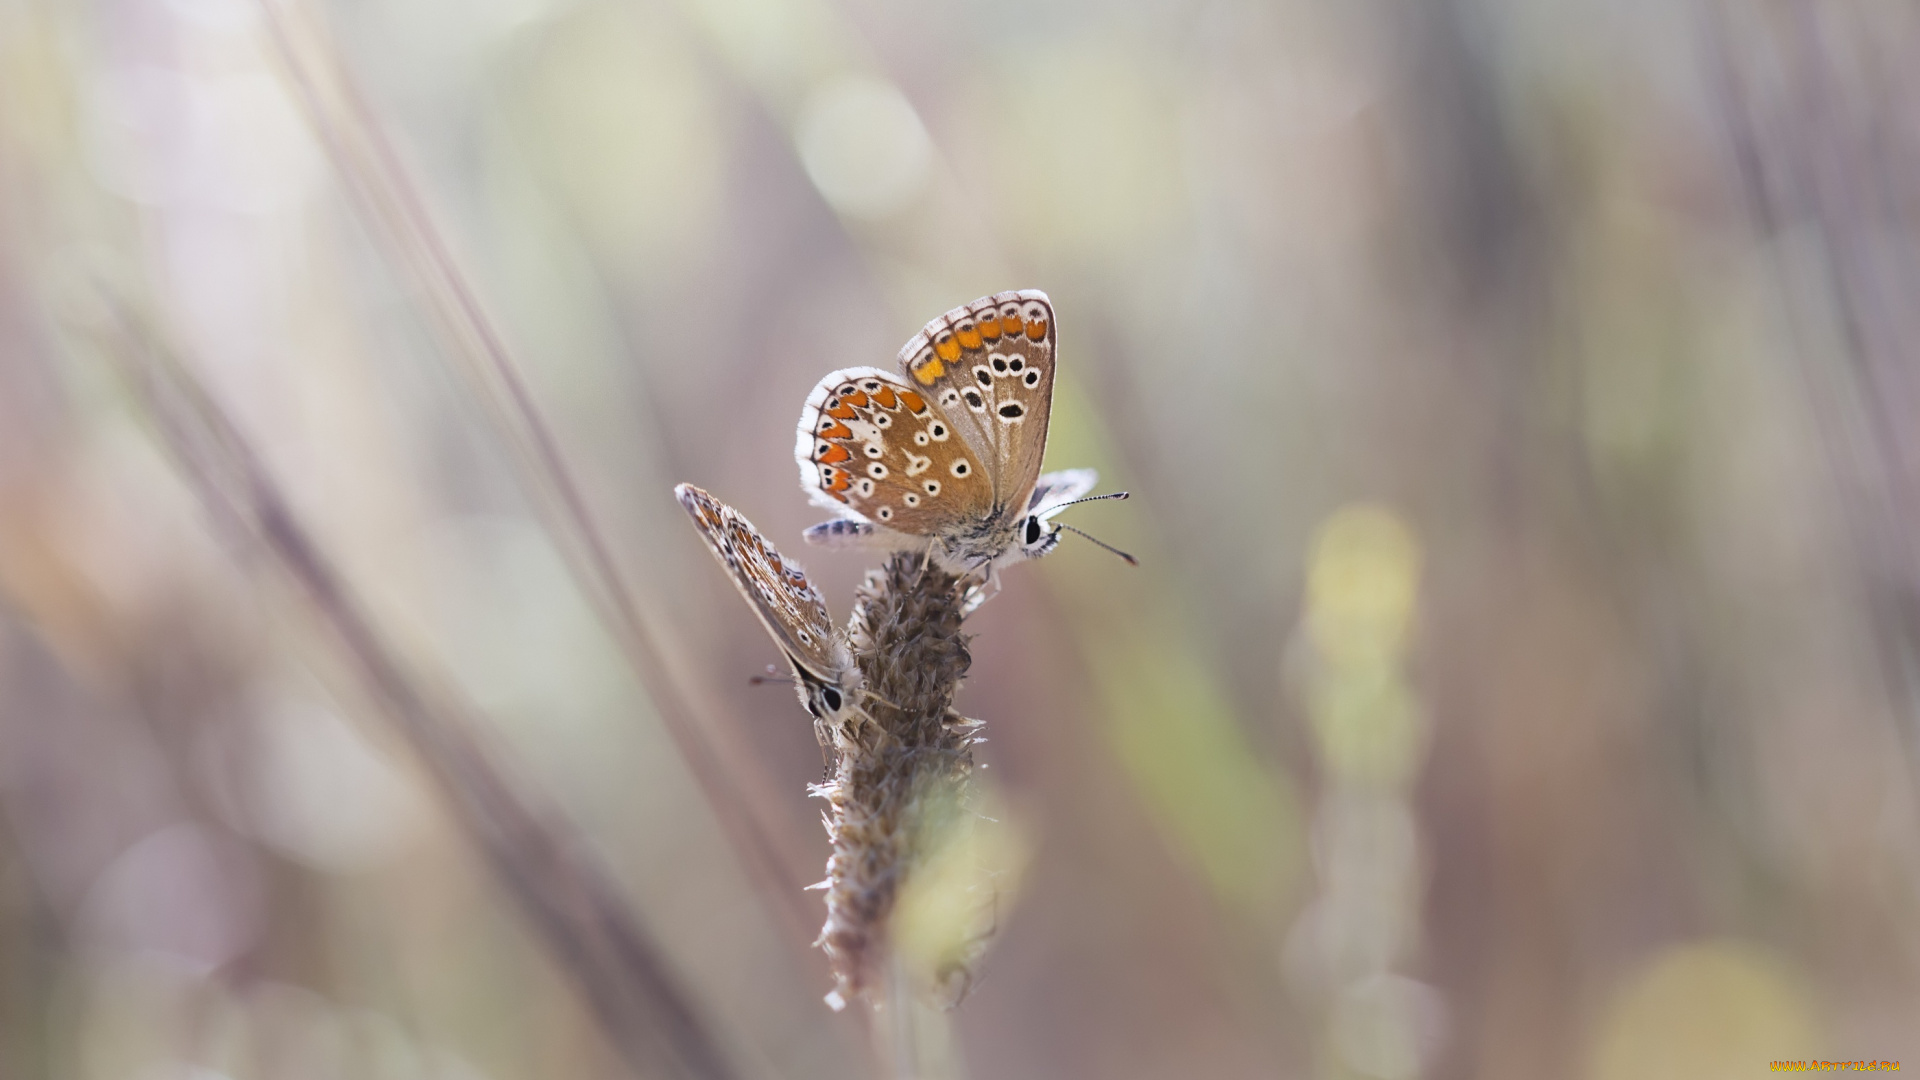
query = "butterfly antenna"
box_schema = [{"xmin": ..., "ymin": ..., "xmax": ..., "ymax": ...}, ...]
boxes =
[
  {"xmin": 1058, "ymin": 523, "xmax": 1139, "ymax": 566},
  {"xmin": 747, "ymin": 664, "xmax": 792, "ymax": 686},
  {"xmin": 1053, "ymin": 490, "xmax": 1131, "ymax": 511}
]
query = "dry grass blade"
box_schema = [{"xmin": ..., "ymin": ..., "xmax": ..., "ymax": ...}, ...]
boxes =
[
  {"xmin": 248, "ymin": 0, "xmax": 822, "ymax": 948},
  {"xmin": 1701, "ymin": 0, "xmax": 1920, "ymax": 769},
  {"xmin": 93, "ymin": 296, "xmax": 741, "ymax": 1080}
]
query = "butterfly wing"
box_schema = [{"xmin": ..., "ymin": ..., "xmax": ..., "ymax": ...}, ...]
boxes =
[
  {"xmin": 794, "ymin": 367, "xmax": 998, "ymax": 536},
  {"xmin": 897, "ymin": 290, "xmax": 1057, "ymax": 511},
  {"xmin": 1027, "ymin": 467, "xmax": 1099, "ymax": 518},
  {"xmin": 675, "ymin": 484, "xmax": 843, "ymax": 683}
]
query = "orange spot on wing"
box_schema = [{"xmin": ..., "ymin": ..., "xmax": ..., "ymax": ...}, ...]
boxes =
[
  {"xmin": 956, "ymin": 325, "xmax": 982, "ymax": 349},
  {"xmin": 818, "ymin": 419, "xmax": 852, "ymax": 440},
  {"xmin": 934, "ymin": 335, "xmax": 962, "ymax": 363},
  {"xmin": 819, "ymin": 443, "xmax": 852, "ymax": 464},
  {"xmin": 872, "ymin": 386, "xmax": 898, "ymax": 409},
  {"xmin": 898, "ymin": 390, "xmax": 928, "ymax": 413},
  {"xmin": 911, "ymin": 359, "xmax": 944, "ymax": 385},
  {"xmin": 1026, "ymin": 318, "xmax": 1048, "ymax": 341},
  {"xmin": 843, "ymin": 390, "xmax": 870, "ymax": 407},
  {"xmin": 827, "ymin": 403, "xmax": 858, "ymax": 420},
  {"xmin": 978, "ymin": 315, "xmax": 1002, "ymax": 339}
]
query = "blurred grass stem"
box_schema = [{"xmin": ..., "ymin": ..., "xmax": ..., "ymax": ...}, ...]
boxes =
[
  {"xmin": 93, "ymin": 295, "xmax": 741, "ymax": 1080},
  {"xmin": 250, "ymin": 0, "xmax": 824, "ymax": 949}
]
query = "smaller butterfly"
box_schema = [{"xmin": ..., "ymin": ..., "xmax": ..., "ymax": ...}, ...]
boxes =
[{"xmin": 675, "ymin": 484, "xmax": 865, "ymax": 744}]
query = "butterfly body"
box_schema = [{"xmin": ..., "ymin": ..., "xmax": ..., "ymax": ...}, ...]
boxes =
[
  {"xmin": 795, "ymin": 290, "xmax": 1103, "ymax": 576},
  {"xmin": 675, "ymin": 484, "xmax": 866, "ymax": 742}
]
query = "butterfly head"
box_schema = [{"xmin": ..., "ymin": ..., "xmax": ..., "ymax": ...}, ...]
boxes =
[
  {"xmin": 797, "ymin": 667, "xmax": 848, "ymax": 720},
  {"xmin": 1017, "ymin": 512, "xmax": 1063, "ymax": 561},
  {"xmin": 1019, "ymin": 487, "xmax": 1137, "ymax": 568},
  {"xmin": 786, "ymin": 648, "xmax": 869, "ymax": 737}
]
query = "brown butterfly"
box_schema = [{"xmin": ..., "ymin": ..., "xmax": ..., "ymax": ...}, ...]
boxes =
[
  {"xmin": 675, "ymin": 484, "xmax": 865, "ymax": 743},
  {"xmin": 794, "ymin": 290, "xmax": 1129, "ymax": 575}
]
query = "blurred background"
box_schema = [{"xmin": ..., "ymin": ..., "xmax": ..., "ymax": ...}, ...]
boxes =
[{"xmin": 3, "ymin": 0, "xmax": 1919, "ymax": 1076}]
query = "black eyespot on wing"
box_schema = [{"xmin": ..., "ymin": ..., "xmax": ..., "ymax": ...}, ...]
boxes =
[
  {"xmin": 975, "ymin": 368, "xmax": 992, "ymax": 386},
  {"xmin": 931, "ymin": 422, "xmax": 947, "ymax": 437},
  {"xmin": 998, "ymin": 402, "xmax": 1025, "ymax": 419},
  {"xmin": 1009, "ymin": 357, "xmax": 1024, "ymax": 372},
  {"xmin": 991, "ymin": 355, "xmax": 1007, "ymax": 372},
  {"xmin": 952, "ymin": 460, "xmax": 970, "ymax": 477},
  {"xmin": 964, "ymin": 390, "xmax": 984, "ymax": 409},
  {"xmin": 1024, "ymin": 370, "xmax": 1041, "ymax": 387}
]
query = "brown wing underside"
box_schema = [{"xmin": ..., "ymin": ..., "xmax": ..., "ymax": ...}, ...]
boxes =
[
  {"xmin": 797, "ymin": 370, "xmax": 995, "ymax": 535},
  {"xmin": 896, "ymin": 290, "xmax": 1057, "ymax": 510},
  {"xmin": 675, "ymin": 484, "xmax": 841, "ymax": 680}
]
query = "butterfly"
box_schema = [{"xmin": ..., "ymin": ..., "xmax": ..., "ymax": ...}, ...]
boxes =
[
  {"xmin": 794, "ymin": 290, "xmax": 1128, "ymax": 575},
  {"xmin": 675, "ymin": 483, "xmax": 865, "ymax": 744}
]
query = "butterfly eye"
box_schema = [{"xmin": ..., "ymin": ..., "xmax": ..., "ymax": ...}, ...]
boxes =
[
  {"xmin": 821, "ymin": 686, "xmax": 843, "ymax": 713},
  {"xmin": 1024, "ymin": 516, "xmax": 1043, "ymax": 546}
]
